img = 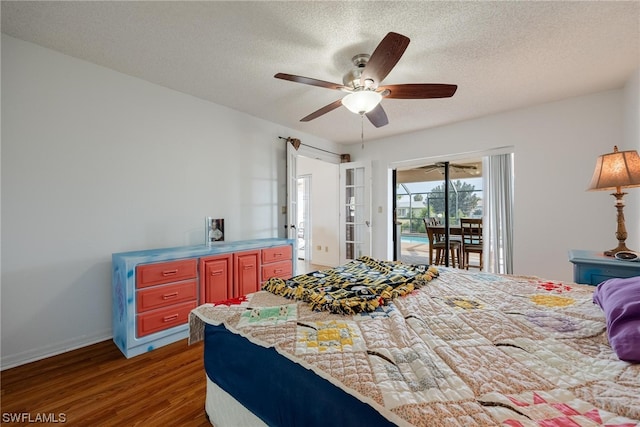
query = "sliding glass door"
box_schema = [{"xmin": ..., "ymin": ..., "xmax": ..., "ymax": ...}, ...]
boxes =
[{"xmin": 395, "ymin": 160, "xmax": 483, "ymax": 267}]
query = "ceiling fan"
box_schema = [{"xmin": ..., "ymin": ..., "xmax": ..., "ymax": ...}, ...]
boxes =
[{"xmin": 274, "ymin": 32, "xmax": 457, "ymax": 128}]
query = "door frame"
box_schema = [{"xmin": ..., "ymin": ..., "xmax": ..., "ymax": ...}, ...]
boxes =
[
  {"xmin": 339, "ymin": 160, "xmax": 372, "ymax": 264},
  {"xmin": 286, "ymin": 141, "xmax": 342, "ymax": 263},
  {"xmin": 297, "ymin": 174, "xmax": 312, "ymax": 261},
  {"xmin": 389, "ymin": 146, "xmax": 514, "ymax": 264}
]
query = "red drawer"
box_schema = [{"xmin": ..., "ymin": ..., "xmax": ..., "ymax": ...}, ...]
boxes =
[
  {"xmin": 136, "ymin": 280, "xmax": 197, "ymax": 313},
  {"xmin": 261, "ymin": 245, "xmax": 292, "ymax": 264},
  {"xmin": 136, "ymin": 301, "xmax": 197, "ymax": 338},
  {"xmin": 262, "ymin": 260, "xmax": 293, "ymax": 282},
  {"xmin": 136, "ymin": 259, "xmax": 197, "ymax": 288}
]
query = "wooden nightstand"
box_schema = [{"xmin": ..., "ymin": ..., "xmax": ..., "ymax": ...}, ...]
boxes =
[{"xmin": 569, "ymin": 249, "xmax": 640, "ymax": 286}]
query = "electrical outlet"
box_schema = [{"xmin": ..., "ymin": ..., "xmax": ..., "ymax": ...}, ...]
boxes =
[
  {"xmin": 281, "ymin": 206, "xmax": 287, "ymax": 214},
  {"xmin": 325, "ymin": 246, "xmax": 328, "ymax": 252},
  {"xmin": 317, "ymin": 245, "xmax": 322, "ymax": 251}
]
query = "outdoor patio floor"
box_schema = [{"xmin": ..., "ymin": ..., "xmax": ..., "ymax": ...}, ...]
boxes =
[{"xmin": 400, "ymin": 241, "xmax": 481, "ymax": 269}]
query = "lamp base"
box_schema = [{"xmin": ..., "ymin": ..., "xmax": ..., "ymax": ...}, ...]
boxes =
[{"xmin": 604, "ymin": 243, "xmax": 635, "ymax": 257}]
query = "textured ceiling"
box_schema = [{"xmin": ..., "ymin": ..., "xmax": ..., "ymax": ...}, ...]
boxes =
[{"xmin": 2, "ymin": 1, "xmax": 639, "ymax": 144}]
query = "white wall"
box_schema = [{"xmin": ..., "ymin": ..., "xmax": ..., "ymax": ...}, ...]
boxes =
[
  {"xmin": 622, "ymin": 69, "xmax": 640, "ymax": 260},
  {"xmin": 624, "ymin": 70, "xmax": 640, "ymax": 150},
  {"xmin": 0, "ymin": 35, "xmax": 341, "ymax": 368},
  {"xmin": 296, "ymin": 156, "xmax": 339, "ymax": 267},
  {"xmin": 346, "ymin": 84, "xmax": 640, "ymax": 282}
]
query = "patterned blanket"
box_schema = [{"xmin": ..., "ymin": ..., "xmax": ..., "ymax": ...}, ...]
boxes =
[
  {"xmin": 262, "ymin": 256, "xmax": 439, "ymax": 314},
  {"xmin": 190, "ymin": 267, "xmax": 640, "ymax": 426}
]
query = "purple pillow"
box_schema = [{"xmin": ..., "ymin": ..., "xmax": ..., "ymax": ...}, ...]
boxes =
[{"xmin": 593, "ymin": 276, "xmax": 640, "ymax": 363}]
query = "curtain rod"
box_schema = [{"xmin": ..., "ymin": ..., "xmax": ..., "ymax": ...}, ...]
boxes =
[{"xmin": 278, "ymin": 136, "xmax": 342, "ymax": 157}]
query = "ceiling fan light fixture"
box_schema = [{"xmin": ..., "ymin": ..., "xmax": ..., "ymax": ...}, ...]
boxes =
[
  {"xmin": 274, "ymin": 32, "xmax": 456, "ymax": 127},
  {"xmin": 342, "ymin": 90, "xmax": 382, "ymax": 115}
]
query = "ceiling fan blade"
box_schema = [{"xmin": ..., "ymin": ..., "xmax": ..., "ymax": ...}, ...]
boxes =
[
  {"xmin": 380, "ymin": 83, "xmax": 458, "ymax": 99},
  {"xmin": 275, "ymin": 73, "xmax": 347, "ymax": 91},
  {"xmin": 365, "ymin": 104, "xmax": 389, "ymax": 128},
  {"xmin": 300, "ymin": 99, "xmax": 344, "ymax": 122},
  {"xmin": 361, "ymin": 32, "xmax": 410, "ymax": 85},
  {"xmin": 420, "ymin": 166, "xmax": 440, "ymax": 174}
]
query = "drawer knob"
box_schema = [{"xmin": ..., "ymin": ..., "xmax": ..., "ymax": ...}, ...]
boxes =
[
  {"xmin": 162, "ymin": 269, "xmax": 178, "ymax": 276},
  {"xmin": 162, "ymin": 292, "xmax": 179, "ymax": 300},
  {"xmin": 163, "ymin": 314, "xmax": 179, "ymax": 322}
]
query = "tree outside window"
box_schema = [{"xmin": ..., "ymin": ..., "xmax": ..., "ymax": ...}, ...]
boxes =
[{"xmin": 427, "ymin": 180, "xmax": 481, "ymax": 224}]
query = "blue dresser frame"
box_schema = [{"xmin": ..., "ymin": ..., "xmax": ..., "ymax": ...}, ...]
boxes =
[
  {"xmin": 568, "ymin": 249, "xmax": 640, "ymax": 286},
  {"xmin": 112, "ymin": 238, "xmax": 294, "ymax": 358}
]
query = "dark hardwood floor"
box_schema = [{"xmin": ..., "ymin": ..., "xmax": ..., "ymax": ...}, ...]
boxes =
[{"xmin": 1, "ymin": 339, "xmax": 211, "ymax": 426}]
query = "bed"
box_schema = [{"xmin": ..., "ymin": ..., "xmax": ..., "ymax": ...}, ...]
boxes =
[{"xmin": 189, "ymin": 256, "xmax": 640, "ymax": 426}]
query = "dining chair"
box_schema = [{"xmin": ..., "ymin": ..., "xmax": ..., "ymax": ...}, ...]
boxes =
[
  {"xmin": 424, "ymin": 218, "xmax": 462, "ymax": 268},
  {"xmin": 460, "ymin": 218, "xmax": 483, "ymax": 270},
  {"xmin": 425, "ymin": 217, "xmax": 441, "ymax": 227}
]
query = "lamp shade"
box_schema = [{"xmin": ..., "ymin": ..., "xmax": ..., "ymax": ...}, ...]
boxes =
[
  {"xmin": 341, "ymin": 90, "xmax": 382, "ymax": 115},
  {"xmin": 588, "ymin": 146, "xmax": 640, "ymax": 191}
]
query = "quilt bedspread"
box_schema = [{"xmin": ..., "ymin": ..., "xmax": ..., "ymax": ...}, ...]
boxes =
[{"xmin": 189, "ymin": 267, "xmax": 640, "ymax": 427}]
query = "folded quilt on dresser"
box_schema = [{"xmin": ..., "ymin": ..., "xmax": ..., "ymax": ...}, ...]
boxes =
[{"xmin": 190, "ymin": 267, "xmax": 640, "ymax": 426}]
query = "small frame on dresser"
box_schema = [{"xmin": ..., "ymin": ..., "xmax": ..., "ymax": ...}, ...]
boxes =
[{"xmin": 205, "ymin": 217, "xmax": 224, "ymax": 244}]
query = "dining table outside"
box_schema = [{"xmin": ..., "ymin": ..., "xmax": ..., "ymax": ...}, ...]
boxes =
[{"xmin": 400, "ymin": 218, "xmax": 484, "ymax": 269}]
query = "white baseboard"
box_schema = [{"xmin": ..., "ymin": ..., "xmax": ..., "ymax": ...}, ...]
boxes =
[{"xmin": 1, "ymin": 330, "xmax": 113, "ymax": 371}]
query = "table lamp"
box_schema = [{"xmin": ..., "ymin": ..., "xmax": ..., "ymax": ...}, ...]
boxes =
[{"xmin": 588, "ymin": 146, "xmax": 640, "ymax": 256}]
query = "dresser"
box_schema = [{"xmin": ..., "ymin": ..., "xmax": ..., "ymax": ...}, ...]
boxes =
[
  {"xmin": 568, "ymin": 249, "xmax": 640, "ymax": 286},
  {"xmin": 112, "ymin": 238, "xmax": 294, "ymax": 358}
]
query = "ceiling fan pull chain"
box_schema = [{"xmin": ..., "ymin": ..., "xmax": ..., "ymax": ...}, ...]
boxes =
[{"xmin": 361, "ymin": 114, "xmax": 365, "ymax": 149}]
